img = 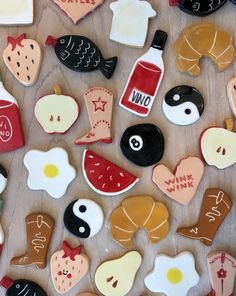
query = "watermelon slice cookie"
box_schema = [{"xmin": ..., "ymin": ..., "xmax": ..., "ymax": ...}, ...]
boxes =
[{"xmin": 82, "ymin": 149, "xmax": 139, "ymax": 196}]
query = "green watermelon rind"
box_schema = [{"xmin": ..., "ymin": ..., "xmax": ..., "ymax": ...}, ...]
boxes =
[{"xmin": 82, "ymin": 149, "xmax": 139, "ymax": 196}]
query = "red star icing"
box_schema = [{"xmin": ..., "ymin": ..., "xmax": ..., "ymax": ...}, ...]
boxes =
[{"xmin": 92, "ymin": 97, "xmax": 107, "ymax": 112}]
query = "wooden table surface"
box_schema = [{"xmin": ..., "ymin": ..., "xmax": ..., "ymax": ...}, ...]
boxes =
[{"xmin": 0, "ymin": 1, "xmax": 235, "ymax": 295}]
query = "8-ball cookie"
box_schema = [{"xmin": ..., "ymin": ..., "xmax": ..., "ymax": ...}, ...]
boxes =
[
  {"xmin": 163, "ymin": 85, "xmax": 204, "ymax": 126},
  {"xmin": 120, "ymin": 123, "xmax": 165, "ymax": 167}
]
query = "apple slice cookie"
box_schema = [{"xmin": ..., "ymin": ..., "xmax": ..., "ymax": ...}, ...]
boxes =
[
  {"xmin": 35, "ymin": 85, "xmax": 80, "ymax": 134},
  {"xmin": 50, "ymin": 241, "xmax": 89, "ymax": 294},
  {"xmin": 200, "ymin": 118, "xmax": 236, "ymax": 169},
  {"xmin": 152, "ymin": 156, "xmax": 205, "ymax": 205},
  {"xmin": 24, "ymin": 147, "xmax": 76, "ymax": 199},
  {"xmin": 3, "ymin": 34, "xmax": 42, "ymax": 86},
  {"xmin": 82, "ymin": 149, "xmax": 139, "ymax": 196},
  {"xmin": 95, "ymin": 251, "xmax": 142, "ymax": 296}
]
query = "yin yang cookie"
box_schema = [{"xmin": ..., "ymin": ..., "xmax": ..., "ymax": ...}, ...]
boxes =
[
  {"xmin": 63, "ymin": 199, "xmax": 104, "ymax": 239},
  {"xmin": 120, "ymin": 123, "xmax": 164, "ymax": 167},
  {"xmin": 163, "ymin": 85, "xmax": 204, "ymax": 126}
]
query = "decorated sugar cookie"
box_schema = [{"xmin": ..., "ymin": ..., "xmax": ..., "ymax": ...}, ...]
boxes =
[
  {"xmin": 207, "ymin": 251, "xmax": 236, "ymax": 296},
  {"xmin": 75, "ymin": 87, "xmax": 113, "ymax": 145},
  {"xmin": 0, "ymin": 78, "xmax": 25, "ymax": 153},
  {"xmin": 200, "ymin": 119, "xmax": 236, "ymax": 169},
  {"xmin": 227, "ymin": 77, "xmax": 236, "ymax": 117},
  {"xmin": 163, "ymin": 86, "xmax": 204, "ymax": 126},
  {"xmin": 63, "ymin": 199, "xmax": 104, "ymax": 239},
  {"xmin": 0, "ymin": 0, "xmax": 33, "ymax": 25},
  {"xmin": 120, "ymin": 30, "xmax": 167, "ymax": 116},
  {"xmin": 53, "ymin": 0, "xmax": 104, "ymax": 24},
  {"xmin": 0, "ymin": 165, "xmax": 7, "ymax": 256},
  {"xmin": 170, "ymin": 0, "xmax": 227, "ymax": 16},
  {"xmin": 24, "ymin": 147, "xmax": 76, "ymax": 199},
  {"xmin": 0, "ymin": 276, "xmax": 47, "ymax": 296},
  {"xmin": 50, "ymin": 241, "xmax": 89, "ymax": 294},
  {"xmin": 152, "ymin": 156, "xmax": 205, "ymax": 205},
  {"xmin": 3, "ymin": 34, "xmax": 42, "ymax": 86},
  {"xmin": 120, "ymin": 123, "xmax": 164, "ymax": 167},
  {"xmin": 11, "ymin": 212, "xmax": 54, "ymax": 269},
  {"xmin": 82, "ymin": 149, "xmax": 139, "ymax": 196},
  {"xmin": 35, "ymin": 85, "xmax": 80, "ymax": 134},
  {"xmin": 177, "ymin": 188, "xmax": 232, "ymax": 246},
  {"xmin": 144, "ymin": 252, "xmax": 200, "ymax": 296},
  {"xmin": 46, "ymin": 35, "xmax": 117, "ymax": 79},
  {"xmin": 110, "ymin": 0, "xmax": 156, "ymax": 48},
  {"xmin": 175, "ymin": 23, "xmax": 235, "ymax": 76},
  {"xmin": 95, "ymin": 251, "xmax": 142, "ymax": 296},
  {"xmin": 110, "ymin": 195, "xmax": 169, "ymax": 248}
]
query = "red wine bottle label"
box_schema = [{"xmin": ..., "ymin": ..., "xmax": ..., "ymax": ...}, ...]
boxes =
[{"xmin": 120, "ymin": 61, "xmax": 162, "ymax": 116}]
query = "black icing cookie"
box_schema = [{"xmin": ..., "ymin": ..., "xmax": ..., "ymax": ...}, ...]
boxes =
[
  {"xmin": 163, "ymin": 85, "xmax": 204, "ymax": 126},
  {"xmin": 120, "ymin": 123, "xmax": 165, "ymax": 167},
  {"xmin": 179, "ymin": 0, "xmax": 227, "ymax": 16},
  {"xmin": 63, "ymin": 199, "xmax": 104, "ymax": 239},
  {"xmin": 230, "ymin": 0, "xmax": 236, "ymax": 4},
  {"xmin": 46, "ymin": 35, "xmax": 117, "ymax": 79},
  {"xmin": 0, "ymin": 165, "xmax": 7, "ymax": 194}
]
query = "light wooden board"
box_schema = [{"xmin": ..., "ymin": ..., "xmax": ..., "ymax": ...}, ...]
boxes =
[{"xmin": 0, "ymin": 1, "xmax": 236, "ymax": 295}]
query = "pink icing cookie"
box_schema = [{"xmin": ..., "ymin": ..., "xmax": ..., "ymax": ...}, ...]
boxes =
[
  {"xmin": 53, "ymin": 0, "xmax": 104, "ymax": 24},
  {"xmin": 152, "ymin": 156, "xmax": 204, "ymax": 205}
]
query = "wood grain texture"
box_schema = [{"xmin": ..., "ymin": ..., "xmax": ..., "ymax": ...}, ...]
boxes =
[{"xmin": 0, "ymin": 1, "xmax": 236, "ymax": 295}]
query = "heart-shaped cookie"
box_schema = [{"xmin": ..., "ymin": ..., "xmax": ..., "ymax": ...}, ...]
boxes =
[
  {"xmin": 152, "ymin": 156, "xmax": 204, "ymax": 205},
  {"xmin": 53, "ymin": 0, "xmax": 104, "ymax": 24}
]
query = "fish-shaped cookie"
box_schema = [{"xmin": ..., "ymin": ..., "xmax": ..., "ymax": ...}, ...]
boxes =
[
  {"xmin": 46, "ymin": 35, "xmax": 117, "ymax": 79},
  {"xmin": 178, "ymin": 0, "xmax": 227, "ymax": 16}
]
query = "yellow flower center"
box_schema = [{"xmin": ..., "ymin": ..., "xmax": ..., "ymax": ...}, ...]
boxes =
[
  {"xmin": 44, "ymin": 164, "xmax": 59, "ymax": 178},
  {"xmin": 167, "ymin": 268, "xmax": 183, "ymax": 284}
]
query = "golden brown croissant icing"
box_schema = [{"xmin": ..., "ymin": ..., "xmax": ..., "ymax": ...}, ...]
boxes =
[
  {"xmin": 174, "ymin": 23, "xmax": 235, "ymax": 76},
  {"xmin": 109, "ymin": 195, "xmax": 169, "ymax": 248}
]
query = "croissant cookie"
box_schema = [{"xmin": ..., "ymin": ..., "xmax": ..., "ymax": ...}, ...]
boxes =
[
  {"xmin": 109, "ymin": 195, "xmax": 169, "ymax": 248},
  {"xmin": 175, "ymin": 23, "xmax": 235, "ymax": 76}
]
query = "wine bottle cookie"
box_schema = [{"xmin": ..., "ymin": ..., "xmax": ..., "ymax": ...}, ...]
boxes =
[
  {"xmin": 53, "ymin": 0, "xmax": 104, "ymax": 24},
  {"xmin": 46, "ymin": 35, "xmax": 117, "ymax": 79},
  {"xmin": 177, "ymin": 188, "xmax": 232, "ymax": 246},
  {"xmin": 3, "ymin": 34, "xmax": 42, "ymax": 86},
  {"xmin": 0, "ymin": 0, "xmax": 33, "ymax": 25},
  {"xmin": 35, "ymin": 85, "xmax": 80, "ymax": 134},
  {"xmin": 11, "ymin": 212, "xmax": 54, "ymax": 269},
  {"xmin": 50, "ymin": 241, "xmax": 89, "ymax": 294},
  {"xmin": 110, "ymin": 0, "xmax": 156, "ymax": 48},
  {"xmin": 0, "ymin": 165, "xmax": 7, "ymax": 256}
]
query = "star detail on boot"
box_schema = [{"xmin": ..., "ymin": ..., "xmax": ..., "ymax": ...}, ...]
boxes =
[
  {"xmin": 92, "ymin": 97, "xmax": 107, "ymax": 112},
  {"xmin": 217, "ymin": 268, "xmax": 227, "ymax": 279}
]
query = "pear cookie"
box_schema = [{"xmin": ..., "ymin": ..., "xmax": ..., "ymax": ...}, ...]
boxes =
[
  {"xmin": 175, "ymin": 23, "xmax": 235, "ymax": 76},
  {"xmin": 177, "ymin": 188, "xmax": 232, "ymax": 246},
  {"xmin": 227, "ymin": 77, "xmax": 236, "ymax": 117},
  {"xmin": 207, "ymin": 251, "xmax": 236, "ymax": 296},
  {"xmin": 53, "ymin": 0, "xmax": 104, "ymax": 24},
  {"xmin": 3, "ymin": 34, "xmax": 42, "ymax": 86},
  {"xmin": 35, "ymin": 85, "xmax": 80, "ymax": 134},
  {"xmin": 110, "ymin": 0, "xmax": 156, "ymax": 48},
  {"xmin": 63, "ymin": 199, "xmax": 104, "ymax": 239},
  {"xmin": 145, "ymin": 252, "xmax": 200, "ymax": 296},
  {"xmin": 95, "ymin": 251, "xmax": 142, "ymax": 296},
  {"xmin": 75, "ymin": 87, "xmax": 113, "ymax": 145},
  {"xmin": 0, "ymin": 0, "xmax": 33, "ymax": 25},
  {"xmin": 152, "ymin": 156, "xmax": 205, "ymax": 205},
  {"xmin": 110, "ymin": 195, "xmax": 169, "ymax": 248},
  {"xmin": 200, "ymin": 119, "xmax": 236, "ymax": 169},
  {"xmin": 11, "ymin": 213, "xmax": 54, "ymax": 269},
  {"xmin": 50, "ymin": 241, "xmax": 89, "ymax": 294}
]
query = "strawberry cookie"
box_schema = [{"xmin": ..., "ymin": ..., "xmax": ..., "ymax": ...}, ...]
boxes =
[
  {"xmin": 3, "ymin": 34, "xmax": 42, "ymax": 86},
  {"xmin": 50, "ymin": 241, "xmax": 89, "ymax": 294}
]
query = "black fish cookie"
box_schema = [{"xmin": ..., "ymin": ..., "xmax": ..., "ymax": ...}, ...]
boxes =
[
  {"xmin": 64, "ymin": 199, "xmax": 104, "ymax": 239},
  {"xmin": 46, "ymin": 35, "xmax": 117, "ymax": 79},
  {"xmin": 120, "ymin": 123, "xmax": 165, "ymax": 167},
  {"xmin": 0, "ymin": 276, "xmax": 47, "ymax": 296},
  {"xmin": 163, "ymin": 85, "xmax": 204, "ymax": 126},
  {"xmin": 0, "ymin": 165, "xmax": 7, "ymax": 195}
]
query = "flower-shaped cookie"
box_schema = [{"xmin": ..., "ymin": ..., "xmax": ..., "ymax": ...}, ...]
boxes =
[
  {"xmin": 24, "ymin": 147, "xmax": 76, "ymax": 199},
  {"xmin": 144, "ymin": 251, "xmax": 200, "ymax": 296}
]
